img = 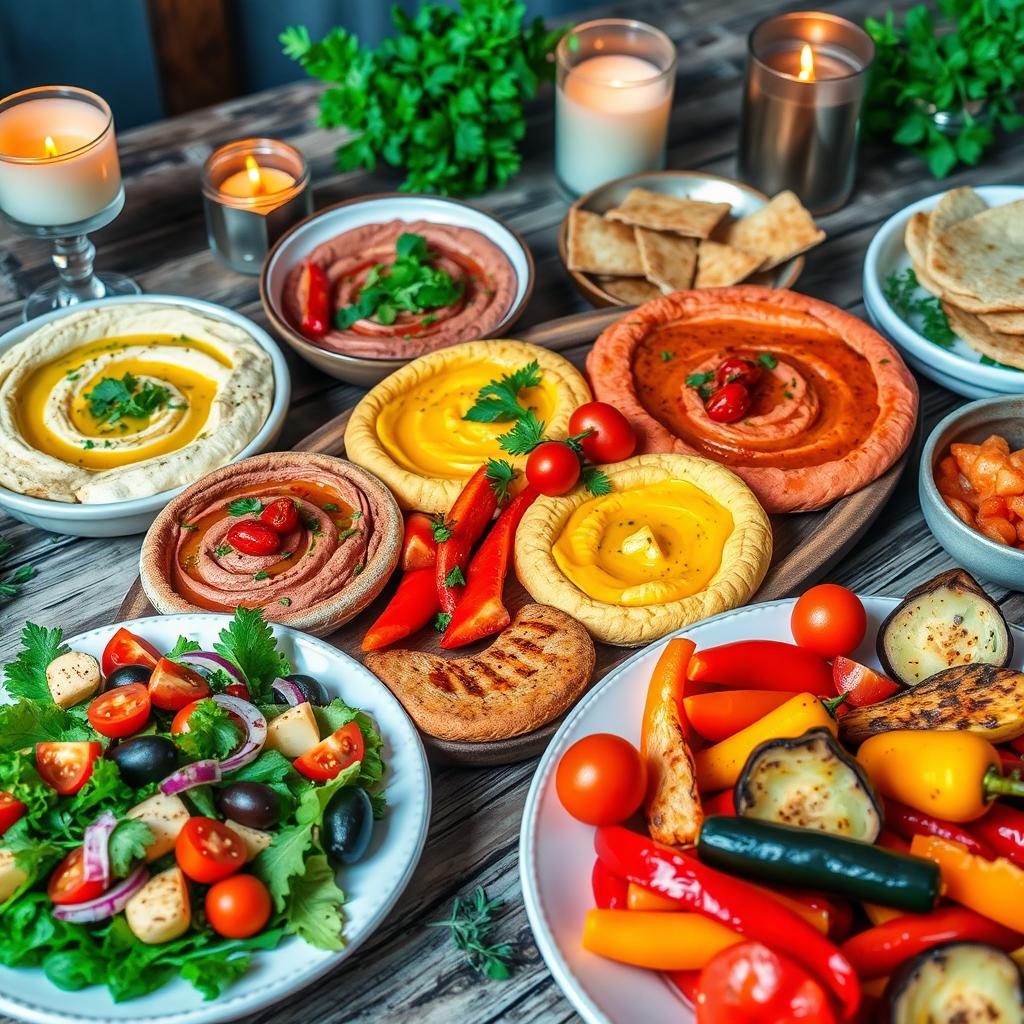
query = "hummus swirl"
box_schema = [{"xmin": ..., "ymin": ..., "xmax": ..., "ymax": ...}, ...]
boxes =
[{"xmin": 282, "ymin": 219, "xmax": 518, "ymax": 359}]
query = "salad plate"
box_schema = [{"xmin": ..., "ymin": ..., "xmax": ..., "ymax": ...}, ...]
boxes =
[{"xmin": 0, "ymin": 613, "xmax": 431, "ymax": 1024}]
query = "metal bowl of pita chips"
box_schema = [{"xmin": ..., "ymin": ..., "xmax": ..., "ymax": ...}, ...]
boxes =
[
  {"xmin": 558, "ymin": 170, "xmax": 822, "ymax": 307},
  {"xmin": 864, "ymin": 184, "xmax": 1024, "ymax": 400}
]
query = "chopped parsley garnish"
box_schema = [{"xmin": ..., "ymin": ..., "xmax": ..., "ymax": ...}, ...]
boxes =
[
  {"xmin": 279, "ymin": 597, "xmax": 292, "ymax": 606},
  {"xmin": 485, "ymin": 459, "xmax": 517, "ymax": 502},
  {"xmin": 84, "ymin": 372, "xmax": 180, "ymax": 424},
  {"xmin": 353, "ymin": 562, "xmax": 364, "ymax": 576},
  {"xmin": 496, "ymin": 411, "xmax": 546, "ymax": 456},
  {"xmin": 660, "ymin": 351, "xmax": 674, "ymax": 362},
  {"xmin": 433, "ymin": 612, "xmax": 452, "ymax": 633},
  {"xmin": 253, "ymin": 570, "xmax": 270, "ymax": 581},
  {"xmin": 179, "ymin": 522, "xmax": 198, "ymax": 531},
  {"xmin": 757, "ymin": 352, "xmax": 779, "ymax": 370},
  {"xmin": 322, "ymin": 503, "xmax": 340, "ymax": 512},
  {"xmin": 214, "ymin": 544, "xmax": 233, "ymax": 557},
  {"xmin": 431, "ymin": 514, "xmax": 455, "ymax": 543},
  {"xmin": 228, "ymin": 498, "xmax": 263, "ymax": 517},
  {"xmin": 444, "ymin": 566, "xmax": 466, "ymax": 588},
  {"xmin": 685, "ymin": 371, "xmax": 714, "ymax": 388},
  {"xmin": 582, "ymin": 467, "xmax": 612, "ymax": 496},
  {"xmin": 339, "ymin": 528, "xmax": 360, "ymax": 541},
  {"xmin": 464, "ymin": 361, "xmax": 542, "ymax": 423},
  {"xmin": 82, "ymin": 439, "xmax": 96, "ymax": 450},
  {"xmin": 350, "ymin": 511, "xmax": 362, "ymax": 521}
]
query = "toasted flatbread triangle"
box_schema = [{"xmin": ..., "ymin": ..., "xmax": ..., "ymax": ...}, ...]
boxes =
[
  {"xmin": 566, "ymin": 208, "xmax": 643, "ymax": 276},
  {"xmin": 636, "ymin": 227, "xmax": 698, "ymax": 293},
  {"xmin": 606, "ymin": 188, "xmax": 730, "ymax": 238},
  {"xmin": 694, "ymin": 240, "xmax": 762, "ymax": 288},
  {"xmin": 722, "ymin": 191, "xmax": 825, "ymax": 271}
]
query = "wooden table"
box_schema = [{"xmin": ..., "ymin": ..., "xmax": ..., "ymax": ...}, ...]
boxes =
[{"xmin": 1, "ymin": 1, "xmax": 1022, "ymax": 1020}]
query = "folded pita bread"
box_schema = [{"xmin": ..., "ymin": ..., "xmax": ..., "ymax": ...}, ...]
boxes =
[
  {"xmin": 694, "ymin": 240, "xmax": 762, "ymax": 288},
  {"xmin": 598, "ymin": 275, "xmax": 663, "ymax": 305},
  {"xmin": 904, "ymin": 212, "xmax": 943, "ymax": 296},
  {"xmin": 722, "ymin": 191, "xmax": 825, "ymax": 271},
  {"xmin": 635, "ymin": 228, "xmax": 697, "ymax": 293},
  {"xmin": 979, "ymin": 309, "xmax": 1024, "ymax": 336},
  {"xmin": 606, "ymin": 188, "xmax": 730, "ymax": 238},
  {"xmin": 566, "ymin": 208, "xmax": 644, "ymax": 276},
  {"xmin": 943, "ymin": 302, "xmax": 1024, "ymax": 370},
  {"xmin": 927, "ymin": 186, "xmax": 987, "ymax": 253}
]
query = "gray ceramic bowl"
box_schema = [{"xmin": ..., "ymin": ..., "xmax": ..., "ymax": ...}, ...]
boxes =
[{"xmin": 920, "ymin": 395, "xmax": 1024, "ymax": 591}]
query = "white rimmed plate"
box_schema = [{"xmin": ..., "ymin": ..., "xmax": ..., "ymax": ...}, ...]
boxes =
[
  {"xmin": 0, "ymin": 614, "xmax": 431, "ymax": 1024},
  {"xmin": 863, "ymin": 185, "xmax": 1024, "ymax": 398},
  {"xmin": 0, "ymin": 297, "xmax": 291, "ymax": 538}
]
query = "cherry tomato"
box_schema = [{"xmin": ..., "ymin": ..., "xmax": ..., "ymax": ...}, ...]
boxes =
[
  {"xmin": 0, "ymin": 792, "xmax": 26, "ymax": 836},
  {"xmin": 526, "ymin": 441, "xmax": 581, "ymax": 496},
  {"xmin": 696, "ymin": 941, "xmax": 838, "ymax": 1024},
  {"xmin": 294, "ymin": 722, "xmax": 365, "ymax": 782},
  {"xmin": 225, "ymin": 682, "xmax": 251, "ymax": 701},
  {"xmin": 36, "ymin": 742, "xmax": 101, "ymax": 796},
  {"xmin": 205, "ymin": 873, "xmax": 272, "ymax": 939},
  {"xmin": 225, "ymin": 520, "xmax": 281, "ymax": 557},
  {"xmin": 791, "ymin": 584, "xmax": 867, "ymax": 659},
  {"xmin": 568, "ymin": 402, "xmax": 637, "ymax": 463},
  {"xmin": 704, "ymin": 382, "xmax": 751, "ymax": 424},
  {"xmin": 715, "ymin": 357, "xmax": 762, "ymax": 390},
  {"xmin": 259, "ymin": 497, "xmax": 299, "ymax": 534},
  {"xmin": 175, "ymin": 817, "xmax": 246, "ymax": 884},
  {"xmin": 832, "ymin": 656, "xmax": 901, "ymax": 707},
  {"xmin": 149, "ymin": 657, "xmax": 211, "ymax": 712},
  {"xmin": 172, "ymin": 699, "xmax": 243, "ymax": 746},
  {"xmin": 47, "ymin": 847, "xmax": 106, "ymax": 906},
  {"xmin": 100, "ymin": 627, "xmax": 161, "ymax": 678},
  {"xmin": 86, "ymin": 683, "xmax": 151, "ymax": 739},
  {"xmin": 555, "ymin": 733, "xmax": 645, "ymax": 826},
  {"xmin": 402, "ymin": 512, "xmax": 438, "ymax": 571}
]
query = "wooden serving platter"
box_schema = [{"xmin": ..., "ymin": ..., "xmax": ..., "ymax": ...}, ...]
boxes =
[{"xmin": 118, "ymin": 307, "xmax": 917, "ymax": 767}]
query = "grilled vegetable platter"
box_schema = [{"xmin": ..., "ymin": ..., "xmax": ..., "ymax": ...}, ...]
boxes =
[
  {"xmin": 520, "ymin": 571, "xmax": 1024, "ymax": 1024},
  {"xmin": 0, "ymin": 609, "xmax": 430, "ymax": 1018}
]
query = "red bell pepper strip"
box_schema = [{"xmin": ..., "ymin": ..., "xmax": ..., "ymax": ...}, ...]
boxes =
[
  {"xmin": 591, "ymin": 858, "xmax": 629, "ymax": 910},
  {"xmin": 839, "ymin": 905, "xmax": 1022, "ymax": 981},
  {"xmin": 884, "ymin": 798, "xmax": 997, "ymax": 860},
  {"xmin": 668, "ymin": 969, "xmax": 701, "ymax": 1005},
  {"xmin": 687, "ymin": 641, "xmax": 834, "ymax": 696},
  {"xmin": 402, "ymin": 513, "xmax": 438, "ymax": 571},
  {"xmin": 701, "ymin": 789, "xmax": 736, "ymax": 817},
  {"xmin": 299, "ymin": 261, "xmax": 330, "ymax": 340},
  {"xmin": 969, "ymin": 802, "xmax": 1024, "ymax": 868},
  {"xmin": 440, "ymin": 486, "xmax": 537, "ymax": 649},
  {"xmin": 435, "ymin": 465, "xmax": 505, "ymax": 614},
  {"xmin": 360, "ymin": 568, "xmax": 440, "ymax": 652},
  {"xmin": 831, "ymin": 657, "xmax": 901, "ymax": 707},
  {"xmin": 594, "ymin": 825, "xmax": 861, "ymax": 1020}
]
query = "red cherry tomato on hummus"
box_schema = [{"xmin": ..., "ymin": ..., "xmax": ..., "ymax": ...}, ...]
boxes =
[
  {"xmin": 715, "ymin": 357, "xmax": 761, "ymax": 390},
  {"xmin": 555, "ymin": 733, "xmax": 645, "ymax": 826},
  {"xmin": 259, "ymin": 498, "xmax": 299, "ymax": 534},
  {"xmin": 705, "ymin": 383, "xmax": 751, "ymax": 424},
  {"xmin": 526, "ymin": 441, "xmax": 581, "ymax": 496},
  {"xmin": 100, "ymin": 627, "xmax": 160, "ymax": 678},
  {"xmin": 226, "ymin": 520, "xmax": 281, "ymax": 557},
  {"xmin": 791, "ymin": 584, "xmax": 867, "ymax": 659},
  {"xmin": 568, "ymin": 402, "xmax": 637, "ymax": 463}
]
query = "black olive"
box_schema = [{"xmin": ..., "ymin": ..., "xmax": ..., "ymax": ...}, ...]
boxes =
[
  {"xmin": 109, "ymin": 735, "xmax": 178, "ymax": 787},
  {"xmin": 217, "ymin": 782, "xmax": 281, "ymax": 830},
  {"xmin": 322, "ymin": 787, "xmax": 373, "ymax": 866},
  {"xmin": 276, "ymin": 673, "xmax": 330, "ymax": 707},
  {"xmin": 106, "ymin": 664, "xmax": 152, "ymax": 688}
]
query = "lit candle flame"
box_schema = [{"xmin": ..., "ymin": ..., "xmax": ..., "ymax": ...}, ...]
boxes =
[
  {"xmin": 43, "ymin": 135, "xmax": 58, "ymax": 158},
  {"xmin": 244, "ymin": 155, "xmax": 266, "ymax": 195},
  {"xmin": 798, "ymin": 44, "xmax": 815, "ymax": 82}
]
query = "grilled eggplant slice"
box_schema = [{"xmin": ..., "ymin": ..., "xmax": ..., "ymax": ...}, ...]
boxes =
[
  {"xmin": 878, "ymin": 569, "xmax": 1011, "ymax": 687},
  {"xmin": 734, "ymin": 728, "xmax": 882, "ymax": 841},
  {"xmin": 882, "ymin": 941, "xmax": 1024, "ymax": 1024},
  {"xmin": 840, "ymin": 663, "xmax": 1024, "ymax": 745}
]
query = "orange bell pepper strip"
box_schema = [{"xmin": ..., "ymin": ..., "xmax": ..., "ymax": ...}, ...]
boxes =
[
  {"xmin": 910, "ymin": 834, "xmax": 1024, "ymax": 932},
  {"xmin": 439, "ymin": 486, "xmax": 537, "ymax": 649},
  {"xmin": 683, "ymin": 689, "xmax": 801, "ymax": 742},
  {"xmin": 360, "ymin": 568, "xmax": 440, "ymax": 652},
  {"xmin": 687, "ymin": 640, "xmax": 834, "ymax": 695},
  {"xmin": 582, "ymin": 909, "xmax": 740, "ymax": 971},
  {"xmin": 401, "ymin": 512, "xmax": 438, "ymax": 571},
  {"xmin": 641, "ymin": 638, "xmax": 699, "ymax": 749}
]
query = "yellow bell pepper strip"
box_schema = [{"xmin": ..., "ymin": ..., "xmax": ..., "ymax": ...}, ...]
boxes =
[
  {"xmin": 693, "ymin": 693, "xmax": 837, "ymax": 794},
  {"xmin": 582, "ymin": 909, "xmax": 740, "ymax": 970},
  {"xmin": 641, "ymin": 638, "xmax": 698, "ymax": 750},
  {"xmin": 857, "ymin": 730, "xmax": 1024, "ymax": 823},
  {"xmin": 910, "ymin": 834, "xmax": 1024, "ymax": 932}
]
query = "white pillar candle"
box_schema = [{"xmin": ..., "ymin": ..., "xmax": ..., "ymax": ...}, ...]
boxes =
[
  {"xmin": 556, "ymin": 54, "xmax": 673, "ymax": 196},
  {"xmin": 0, "ymin": 89, "xmax": 122, "ymax": 227}
]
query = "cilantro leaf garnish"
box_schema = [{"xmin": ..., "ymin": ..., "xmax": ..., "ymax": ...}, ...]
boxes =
[
  {"xmin": 582, "ymin": 467, "xmax": 613, "ymax": 496},
  {"xmin": 433, "ymin": 612, "xmax": 452, "ymax": 633},
  {"xmin": 172, "ymin": 698, "xmax": 242, "ymax": 761},
  {"xmin": 757, "ymin": 352, "xmax": 779, "ymax": 370},
  {"xmin": 108, "ymin": 819, "xmax": 154, "ymax": 878},
  {"xmin": 685, "ymin": 372, "xmax": 714, "ymax": 388},
  {"xmin": 84, "ymin": 373, "xmax": 180, "ymax": 425},
  {"xmin": 2, "ymin": 623, "xmax": 68, "ymax": 702},
  {"xmin": 444, "ymin": 566, "xmax": 466, "ymax": 589},
  {"xmin": 464, "ymin": 361, "xmax": 542, "ymax": 423},
  {"xmin": 227, "ymin": 498, "xmax": 264, "ymax": 517},
  {"xmin": 485, "ymin": 459, "xmax": 518, "ymax": 502},
  {"xmin": 213, "ymin": 608, "xmax": 292, "ymax": 702},
  {"xmin": 431, "ymin": 514, "xmax": 456, "ymax": 543},
  {"xmin": 214, "ymin": 544, "xmax": 233, "ymax": 557},
  {"xmin": 496, "ymin": 410, "xmax": 546, "ymax": 456},
  {"xmin": 166, "ymin": 635, "xmax": 201, "ymax": 660}
]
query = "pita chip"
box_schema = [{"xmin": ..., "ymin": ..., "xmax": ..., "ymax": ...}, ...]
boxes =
[
  {"xmin": 722, "ymin": 191, "xmax": 825, "ymax": 271},
  {"xmin": 635, "ymin": 227, "xmax": 698, "ymax": 293},
  {"xmin": 566, "ymin": 208, "xmax": 644, "ymax": 276},
  {"xmin": 694, "ymin": 240, "xmax": 762, "ymax": 288},
  {"xmin": 598, "ymin": 275, "xmax": 663, "ymax": 305},
  {"xmin": 605, "ymin": 188, "xmax": 730, "ymax": 238}
]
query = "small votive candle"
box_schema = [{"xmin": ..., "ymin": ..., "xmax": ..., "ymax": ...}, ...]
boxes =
[
  {"xmin": 556, "ymin": 20, "xmax": 676, "ymax": 197},
  {"xmin": 738, "ymin": 12, "xmax": 875, "ymax": 214},
  {"xmin": 202, "ymin": 138, "xmax": 312, "ymax": 274},
  {"xmin": 0, "ymin": 86, "xmax": 123, "ymax": 229}
]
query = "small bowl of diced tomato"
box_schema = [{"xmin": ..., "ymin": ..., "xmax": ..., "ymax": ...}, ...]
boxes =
[{"xmin": 920, "ymin": 394, "xmax": 1024, "ymax": 591}]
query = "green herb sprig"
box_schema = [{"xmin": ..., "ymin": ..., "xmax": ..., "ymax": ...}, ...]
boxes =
[
  {"xmin": 0, "ymin": 537, "xmax": 35, "ymax": 603},
  {"xmin": 84, "ymin": 373, "xmax": 180, "ymax": 425},
  {"xmin": 429, "ymin": 886, "xmax": 516, "ymax": 980},
  {"xmin": 883, "ymin": 268, "xmax": 957, "ymax": 348}
]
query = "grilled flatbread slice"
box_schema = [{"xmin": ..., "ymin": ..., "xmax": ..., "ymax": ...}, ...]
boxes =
[
  {"xmin": 722, "ymin": 190, "xmax": 825, "ymax": 271},
  {"xmin": 606, "ymin": 188, "xmax": 730, "ymax": 238},
  {"xmin": 943, "ymin": 302, "xmax": 1024, "ymax": 370},
  {"xmin": 927, "ymin": 186, "xmax": 986, "ymax": 253},
  {"xmin": 694, "ymin": 240, "xmax": 762, "ymax": 288},
  {"xmin": 904, "ymin": 211, "xmax": 943, "ymax": 296},
  {"xmin": 635, "ymin": 227, "xmax": 698, "ymax": 293},
  {"xmin": 364, "ymin": 604, "xmax": 596, "ymax": 741},
  {"xmin": 566, "ymin": 209, "xmax": 643, "ymax": 276}
]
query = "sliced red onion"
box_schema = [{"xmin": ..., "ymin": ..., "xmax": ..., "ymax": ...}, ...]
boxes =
[
  {"xmin": 53, "ymin": 866, "xmax": 148, "ymax": 924},
  {"xmin": 213, "ymin": 693, "xmax": 267, "ymax": 773},
  {"xmin": 81, "ymin": 811, "xmax": 117, "ymax": 887},
  {"xmin": 160, "ymin": 759, "xmax": 221, "ymax": 796},
  {"xmin": 176, "ymin": 651, "xmax": 245, "ymax": 685},
  {"xmin": 271, "ymin": 677, "xmax": 305, "ymax": 707}
]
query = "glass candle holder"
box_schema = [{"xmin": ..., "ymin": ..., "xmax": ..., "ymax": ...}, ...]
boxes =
[
  {"xmin": 738, "ymin": 12, "xmax": 875, "ymax": 214},
  {"xmin": 0, "ymin": 85, "xmax": 139, "ymax": 321},
  {"xmin": 201, "ymin": 138, "xmax": 312, "ymax": 274},
  {"xmin": 555, "ymin": 19, "xmax": 677, "ymax": 198}
]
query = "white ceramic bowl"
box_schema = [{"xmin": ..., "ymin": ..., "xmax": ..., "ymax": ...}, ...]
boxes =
[
  {"xmin": 863, "ymin": 185, "xmax": 1024, "ymax": 399},
  {"xmin": 0, "ymin": 613, "xmax": 431, "ymax": 1024},
  {"xmin": 0, "ymin": 296, "xmax": 291, "ymax": 538},
  {"xmin": 260, "ymin": 193, "xmax": 535, "ymax": 387}
]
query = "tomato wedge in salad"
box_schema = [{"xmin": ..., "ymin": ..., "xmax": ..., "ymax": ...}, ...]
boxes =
[
  {"xmin": 36, "ymin": 741, "xmax": 101, "ymax": 796},
  {"xmin": 48, "ymin": 847, "xmax": 107, "ymax": 906},
  {"xmin": 87, "ymin": 683, "xmax": 151, "ymax": 738},
  {"xmin": 148, "ymin": 657, "xmax": 211, "ymax": 711},
  {"xmin": 175, "ymin": 817, "xmax": 246, "ymax": 884},
  {"xmin": 294, "ymin": 722, "xmax": 365, "ymax": 781},
  {"xmin": 100, "ymin": 627, "xmax": 161, "ymax": 678},
  {"xmin": 0, "ymin": 792, "xmax": 26, "ymax": 836}
]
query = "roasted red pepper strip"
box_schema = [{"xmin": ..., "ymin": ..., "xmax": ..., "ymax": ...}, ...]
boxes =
[
  {"xmin": 435, "ymin": 466, "xmax": 500, "ymax": 614},
  {"xmin": 594, "ymin": 825, "xmax": 860, "ymax": 1020},
  {"xmin": 299, "ymin": 261, "xmax": 330, "ymax": 340},
  {"xmin": 840, "ymin": 905, "xmax": 1022, "ymax": 981},
  {"xmin": 591, "ymin": 858, "xmax": 629, "ymax": 910},
  {"xmin": 884, "ymin": 798, "xmax": 997, "ymax": 860},
  {"xmin": 969, "ymin": 802, "xmax": 1024, "ymax": 868},
  {"xmin": 402, "ymin": 513, "xmax": 438, "ymax": 571},
  {"xmin": 440, "ymin": 486, "xmax": 537, "ymax": 648},
  {"xmin": 360, "ymin": 568, "xmax": 440, "ymax": 652},
  {"xmin": 687, "ymin": 641, "xmax": 834, "ymax": 696}
]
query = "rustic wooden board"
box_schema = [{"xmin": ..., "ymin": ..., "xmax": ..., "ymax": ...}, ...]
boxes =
[{"xmin": 118, "ymin": 306, "xmax": 915, "ymax": 765}]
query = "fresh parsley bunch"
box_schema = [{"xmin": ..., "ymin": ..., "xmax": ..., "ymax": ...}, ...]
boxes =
[
  {"xmin": 281, "ymin": 0, "xmax": 566, "ymax": 196},
  {"xmin": 864, "ymin": 0, "xmax": 1024, "ymax": 177}
]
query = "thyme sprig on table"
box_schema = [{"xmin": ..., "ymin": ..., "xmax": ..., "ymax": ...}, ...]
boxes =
[
  {"xmin": 0, "ymin": 535, "xmax": 36, "ymax": 604},
  {"xmin": 429, "ymin": 886, "xmax": 517, "ymax": 980}
]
